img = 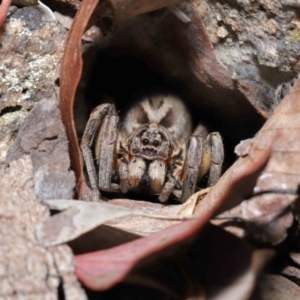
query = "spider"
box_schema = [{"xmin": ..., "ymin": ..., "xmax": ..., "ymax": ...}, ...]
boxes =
[{"xmin": 80, "ymin": 92, "xmax": 224, "ymax": 203}]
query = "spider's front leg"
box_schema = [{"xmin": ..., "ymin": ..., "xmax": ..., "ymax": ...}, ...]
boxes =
[
  {"xmin": 158, "ymin": 137, "xmax": 203, "ymax": 203},
  {"xmin": 179, "ymin": 132, "xmax": 224, "ymax": 203},
  {"xmin": 205, "ymin": 132, "xmax": 224, "ymax": 187},
  {"xmin": 179, "ymin": 136, "xmax": 203, "ymax": 203},
  {"xmin": 80, "ymin": 104, "xmax": 119, "ymax": 201},
  {"xmin": 158, "ymin": 151, "xmax": 185, "ymax": 202}
]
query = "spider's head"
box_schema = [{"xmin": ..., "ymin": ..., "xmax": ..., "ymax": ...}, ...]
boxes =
[{"xmin": 128, "ymin": 123, "xmax": 176, "ymax": 160}]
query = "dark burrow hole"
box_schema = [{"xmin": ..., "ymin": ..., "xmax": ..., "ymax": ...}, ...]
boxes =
[{"xmin": 77, "ymin": 49, "xmax": 240, "ymax": 202}]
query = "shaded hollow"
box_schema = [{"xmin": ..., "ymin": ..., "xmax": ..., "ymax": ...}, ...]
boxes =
[
  {"xmin": 79, "ymin": 49, "xmax": 238, "ymax": 164},
  {"xmin": 75, "ymin": 47, "xmax": 247, "ymax": 202}
]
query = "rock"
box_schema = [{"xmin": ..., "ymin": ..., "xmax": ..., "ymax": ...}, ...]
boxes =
[
  {"xmin": 0, "ymin": 5, "xmax": 67, "ymax": 162},
  {"xmin": 6, "ymin": 99, "xmax": 75, "ymax": 200}
]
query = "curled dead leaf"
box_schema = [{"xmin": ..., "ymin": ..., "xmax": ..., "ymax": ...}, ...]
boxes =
[
  {"xmin": 60, "ymin": 0, "xmax": 99, "ymax": 199},
  {"xmin": 240, "ymin": 193, "xmax": 296, "ymax": 244},
  {"xmin": 193, "ymin": 80, "xmax": 300, "ymax": 244},
  {"xmin": 0, "ymin": 0, "xmax": 11, "ymax": 27},
  {"xmin": 74, "ymin": 224, "xmax": 274, "ymax": 299},
  {"xmin": 177, "ymin": 187, "xmax": 213, "ymax": 217},
  {"xmin": 251, "ymin": 274, "xmax": 300, "ymax": 300},
  {"xmin": 37, "ymin": 199, "xmax": 199, "ymax": 246}
]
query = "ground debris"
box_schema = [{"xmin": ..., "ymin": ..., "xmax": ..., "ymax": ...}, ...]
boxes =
[{"xmin": 0, "ymin": 156, "xmax": 86, "ymax": 299}]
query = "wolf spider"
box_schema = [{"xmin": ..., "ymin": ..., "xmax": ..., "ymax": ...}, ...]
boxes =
[{"xmin": 81, "ymin": 92, "xmax": 224, "ymax": 203}]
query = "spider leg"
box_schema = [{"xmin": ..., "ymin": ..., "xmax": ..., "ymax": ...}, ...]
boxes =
[
  {"xmin": 95, "ymin": 105, "xmax": 119, "ymax": 191},
  {"xmin": 80, "ymin": 104, "xmax": 119, "ymax": 201},
  {"xmin": 206, "ymin": 132, "xmax": 224, "ymax": 186},
  {"xmin": 193, "ymin": 123, "xmax": 209, "ymax": 138},
  {"xmin": 159, "ymin": 155, "xmax": 183, "ymax": 202},
  {"xmin": 159, "ymin": 144, "xmax": 184, "ymax": 202},
  {"xmin": 159, "ymin": 175, "xmax": 176, "ymax": 202},
  {"xmin": 180, "ymin": 136, "xmax": 203, "ymax": 203}
]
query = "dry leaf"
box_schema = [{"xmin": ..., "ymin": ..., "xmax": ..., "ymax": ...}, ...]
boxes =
[
  {"xmin": 234, "ymin": 139, "xmax": 254, "ymax": 157},
  {"xmin": 251, "ymin": 274, "xmax": 300, "ymax": 300},
  {"xmin": 36, "ymin": 200, "xmax": 139, "ymax": 246},
  {"xmin": 69, "ymin": 224, "xmax": 141, "ymax": 255},
  {"xmin": 0, "ymin": 0, "xmax": 10, "ymax": 27},
  {"xmin": 239, "ymin": 79, "xmax": 300, "ymax": 244},
  {"xmin": 37, "ymin": 199, "xmax": 190, "ymax": 246},
  {"xmin": 281, "ymin": 265, "xmax": 300, "ymax": 284},
  {"xmin": 193, "ymin": 78, "xmax": 300, "ymax": 245},
  {"xmin": 74, "ymin": 224, "xmax": 273, "ymax": 299},
  {"xmin": 240, "ymin": 193, "xmax": 295, "ymax": 244},
  {"xmin": 177, "ymin": 187, "xmax": 213, "ymax": 217},
  {"xmin": 60, "ymin": 0, "xmax": 99, "ymax": 198},
  {"xmin": 249, "ymin": 82, "xmax": 300, "ymax": 194},
  {"xmin": 291, "ymin": 252, "xmax": 300, "ymax": 267},
  {"xmin": 106, "ymin": 198, "xmax": 180, "ymax": 235}
]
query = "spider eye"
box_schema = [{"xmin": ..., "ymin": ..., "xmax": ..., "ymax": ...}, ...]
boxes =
[
  {"xmin": 153, "ymin": 140, "xmax": 160, "ymax": 147},
  {"xmin": 142, "ymin": 139, "xmax": 149, "ymax": 145}
]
